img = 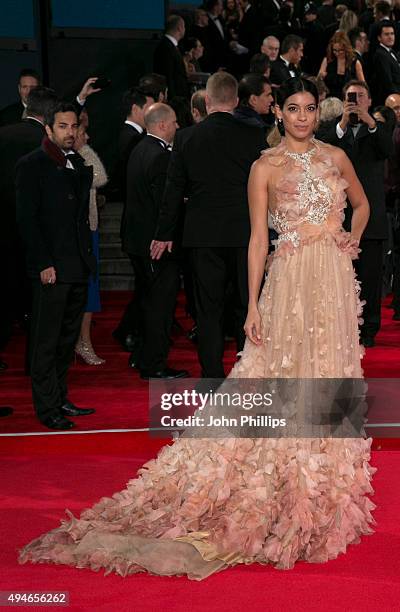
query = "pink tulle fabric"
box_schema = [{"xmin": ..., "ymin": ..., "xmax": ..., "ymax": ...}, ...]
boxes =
[{"xmin": 19, "ymin": 138, "xmax": 376, "ymax": 580}]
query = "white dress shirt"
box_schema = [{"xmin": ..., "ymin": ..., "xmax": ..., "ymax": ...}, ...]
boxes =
[{"xmin": 125, "ymin": 120, "xmax": 144, "ymax": 134}]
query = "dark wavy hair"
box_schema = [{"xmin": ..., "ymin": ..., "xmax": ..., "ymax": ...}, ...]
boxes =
[{"xmin": 275, "ymin": 76, "xmax": 319, "ymax": 109}]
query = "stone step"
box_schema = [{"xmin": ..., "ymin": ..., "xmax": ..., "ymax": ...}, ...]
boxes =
[
  {"xmin": 100, "ymin": 274, "xmax": 134, "ymax": 291},
  {"xmin": 101, "ymin": 201, "xmax": 124, "ymax": 216},
  {"xmin": 99, "ymin": 215, "xmax": 122, "ymax": 231},
  {"xmin": 100, "ymin": 258, "xmax": 132, "ymax": 275},
  {"xmin": 100, "ymin": 243, "xmax": 126, "ymax": 259},
  {"xmin": 98, "ymin": 229, "xmax": 121, "ymax": 244}
]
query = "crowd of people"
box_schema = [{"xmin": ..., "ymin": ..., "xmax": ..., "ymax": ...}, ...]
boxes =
[{"xmin": 0, "ymin": 0, "xmax": 399, "ymax": 430}]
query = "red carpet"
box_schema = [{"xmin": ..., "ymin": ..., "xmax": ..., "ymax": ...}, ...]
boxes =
[
  {"xmin": 1, "ymin": 292, "xmax": 399, "ymax": 435},
  {"xmin": 0, "ymin": 432, "xmax": 399, "ymax": 611},
  {"xmin": 1, "ymin": 293, "xmax": 400, "ymax": 609}
]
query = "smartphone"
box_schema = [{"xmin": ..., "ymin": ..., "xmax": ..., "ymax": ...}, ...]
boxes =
[
  {"xmin": 94, "ymin": 77, "xmax": 111, "ymax": 90},
  {"xmin": 347, "ymin": 91, "xmax": 358, "ymax": 125}
]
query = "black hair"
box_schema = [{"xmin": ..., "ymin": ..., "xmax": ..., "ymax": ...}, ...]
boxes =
[
  {"xmin": 347, "ymin": 27, "xmax": 363, "ymax": 48},
  {"xmin": 238, "ymin": 73, "xmax": 271, "ymax": 106},
  {"xmin": 275, "ymin": 76, "xmax": 319, "ymax": 109},
  {"xmin": 373, "ymin": 105, "xmax": 396, "ymax": 131},
  {"xmin": 375, "ymin": 1, "xmax": 391, "ymax": 17},
  {"xmin": 138, "ymin": 74, "xmax": 167, "ymax": 102},
  {"xmin": 281, "ymin": 34, "xmax": 303, "ymax": 55},
  {"xmin": 18, "ymin": 68, "xmax": 41, "ymax": 83},
  {"xmin": 249, "ymin": 53, "xmax": 271, "ymax": 75},
  {"xmin": 26, "ymin": 86, "xmax": 58, "ymax": 118},
  {"xmin": 343, "ymin": 78, "xmax": 371, "ymax": 98},
  {"xmin": 204, "ymin": 0, "xmax": 222, "ymax": 10},
  {"xmin": 45, "ymin": 101, "xmax": 78, "ymax": 128},
  {"xmin": 121, "ymin": 87, "xmax": 148, "ymax": 118},
  {"xmin": 376, "ymin": 20, "xmax": 395, "ymax": 38},
  {"xmin": 181, "ymin": 37, "xmax": 199, "ymax": 54}
]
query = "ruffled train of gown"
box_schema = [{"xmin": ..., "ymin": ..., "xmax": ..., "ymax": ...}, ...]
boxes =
[{"xmin": 19, "ymin": 139, "xmax": 376, "ymax": 580}]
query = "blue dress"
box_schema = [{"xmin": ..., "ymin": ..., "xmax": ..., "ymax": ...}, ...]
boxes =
[{"xmin": 85, "ymin": 229, "xmax": 101, "ymax": 312}]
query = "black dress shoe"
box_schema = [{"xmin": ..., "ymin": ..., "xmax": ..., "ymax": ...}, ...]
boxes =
[
  {"xmin": 140, "ymin": 367, "xmax": 189, "ymax": 380},
  {"xmin": 112, "ymin": 331, "xmax": 138, "ymax": 352},
  {"xmin": 128, "ymin": 352, "xmax": 139, "ymax": 368},
  {"xmin": 0, "ymin": 406, "xmax": 13, "ymax": 417},
  {"xmin": 60, "ymin": 401, "xmax": 95, "ymax": 416},
  {"xmin": 187, "ymin": 325, "xmax": 198, "ymax": 344},
  {"xmin": 41, "ymin": 414, "xmax": 75, "ymax": 430},
  {"xmin": 361, "ymin": 337, "xmax": 375, "ymax": 348},
  {"xmin": 393, "ymin": 312, "xmax": 400, "ymax": 321}
]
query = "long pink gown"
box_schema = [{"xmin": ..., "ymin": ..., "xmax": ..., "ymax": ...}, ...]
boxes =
[{"xmin": 19, "ymin": 139, "xmax": 376, "ymax": 580}]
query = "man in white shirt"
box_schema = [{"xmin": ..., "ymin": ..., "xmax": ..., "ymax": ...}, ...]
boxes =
[{"xmin": 153, "ymin": 15, "xmax": 189, "ymax": 99}]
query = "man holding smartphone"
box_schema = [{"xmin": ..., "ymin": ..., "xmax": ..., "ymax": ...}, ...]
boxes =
[{"xmin": 317, "ymin": 80, "xmax": 393, "ymax": 347}]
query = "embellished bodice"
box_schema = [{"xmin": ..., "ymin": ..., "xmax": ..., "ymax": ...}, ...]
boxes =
[{"xmin": 263, "ymin": 138, "xmax": 348, "ymax": 253}]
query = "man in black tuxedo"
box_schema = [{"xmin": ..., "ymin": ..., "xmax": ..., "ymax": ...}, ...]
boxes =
[
  {"xmin": 112, "ymin": 87, "xmax": 154, "ymax": 353},
  {"xmin": 16, "ymin": 102, "xmax": 97, "ymax": 429},
  {"xmin": 371, "ymin": 23, "xmax": 400, "ymax": 105},
  {"xmin": 237, "ymin": 0, "xmax": 260, "ymax": 58},
  {"xmin": 115, "ymin": 87, "xmax": 154, "ymax": 203},
  {"xmin": 368, "ymin": 2, "xmax": 400, "ymax": 56},
  {"xmin": 0, "ymin": 68, "xmax": 40, "ymax": 127},
  {"xmin": 317, "ymin": 80, "xmax": 393, "ymax": 348},
  {"xmin": 234, "ymin": 73, "xmax": 273, "ymax": 134},
  {"xmin": 270, "ymin": 35, "xmax": 303, "ymax": 86},
  {"xmin": 122, "ymin": 103, "xmax": 188, "ymax": 380},
  {"xmin": 0, "ymin": 87, "xmax": 58, "ymax": 372},
  {"xmin": 203, "ymin": 0, "xmax": 229, "ymax": 73},
  {"xmin": 154, "ymin": 15, "xmax": 189, "ymax": 100},
  {"xmin": 151, "ymin": 72, "xmax": 265, "ymax": 378},
  {"xmin": 348, "ymin": 27, "xmax": 370, "ymax": 81}
]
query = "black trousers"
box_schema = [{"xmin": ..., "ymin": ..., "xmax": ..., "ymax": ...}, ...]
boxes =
[
  {"xmin": 30, "ymin": 281, "xmax": 87, "ymax": 422},
  {"xmin": 190, "ymin": 246, "xmax": 248, "ymax": 378},
  {"xmin": 130, "ymin": 255, "xmax": 180, "ymax": 373},
  {"xmin": 354, "ymin": 239, "xmax": 384, "ymax": 340}
]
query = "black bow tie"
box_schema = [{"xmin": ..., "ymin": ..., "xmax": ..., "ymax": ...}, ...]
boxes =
[{"xmin": 288, "ymin": 63, "xmax": 296, "ymax": 71}]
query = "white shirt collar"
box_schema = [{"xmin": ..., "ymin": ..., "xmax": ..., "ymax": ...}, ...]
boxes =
[
  {"xmin": 165, "ymin": 34, "xmax": 178, "ymax": 47},
  {"xmin": 125, "ymin": 120, "xmax": 144, "ymax": 134},
  {"xmin": 280, "ymin": 55, "xmax": 289, "ymax": 66},
  {"xmin": 380, "ymin": 43, "xmax": 394, "ymax": 53},
  {"xmin": 25, "ymin": 115, "xmax": 44, "ymax": 125},
  {"xmin": 147, "ymin": 132, "xmax": 171, "ymax": 148}
]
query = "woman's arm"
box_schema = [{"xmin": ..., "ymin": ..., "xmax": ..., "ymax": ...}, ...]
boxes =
[
  {"xmin": 355, "ymin": 59, "xmax": 365, "ymax": 82},
  {"xmin": 244, "ymin": 157, "xmax": 270, "ymax": 345},
  {"xmin": 333, "ymin": 147, "xmax": 370, "ymax": 241},
  {"xmin": 317, "ymin": 57, "xmax": 327, "ymax": 80}
]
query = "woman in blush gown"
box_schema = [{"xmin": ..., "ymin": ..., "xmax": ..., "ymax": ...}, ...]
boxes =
[{"xmin": 19, "ymin": 78, "xmax": 375, "ymax": 580}]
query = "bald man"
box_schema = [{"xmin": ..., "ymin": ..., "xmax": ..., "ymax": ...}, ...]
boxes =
[
  {"xmin": 261, "ymin": 36, "xmax": 280, "ymax": 62},
  {"xmin": 122, "ymin": 103, "xmax": 188, "ymax": 379},
  {"xmin": 385, "ymin": 93, "xmax": 400, "ymax": 319}
]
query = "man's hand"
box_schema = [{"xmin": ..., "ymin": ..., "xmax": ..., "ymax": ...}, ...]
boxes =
[
  {"xmin": 355, "ymin": 105, "xmax": 377, "ymax": 129},
  {"xmin": 77, "ymin": 77, "xmax": 102, "ymax": 103},
  {"xmin": 150, "ymin": 240, "xmax": 173, "ymax": 260},
  {"xmin": 40, "ymin": 266, "xmax": 56, "ymax": 285},
  {"xmin": 339, "ymin": 99, "xmax": 357, "ymax": 131}
]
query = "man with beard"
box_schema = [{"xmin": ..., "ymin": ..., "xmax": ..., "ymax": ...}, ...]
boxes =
[{"xmin": 16, "ymin": 102, "xmax": 97, "ymax": 429}]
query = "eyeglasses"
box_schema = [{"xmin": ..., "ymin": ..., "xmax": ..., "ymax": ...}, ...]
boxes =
[{"xmin": 332, "ymin": 47, "xmax": 344, "ymax": 53}]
